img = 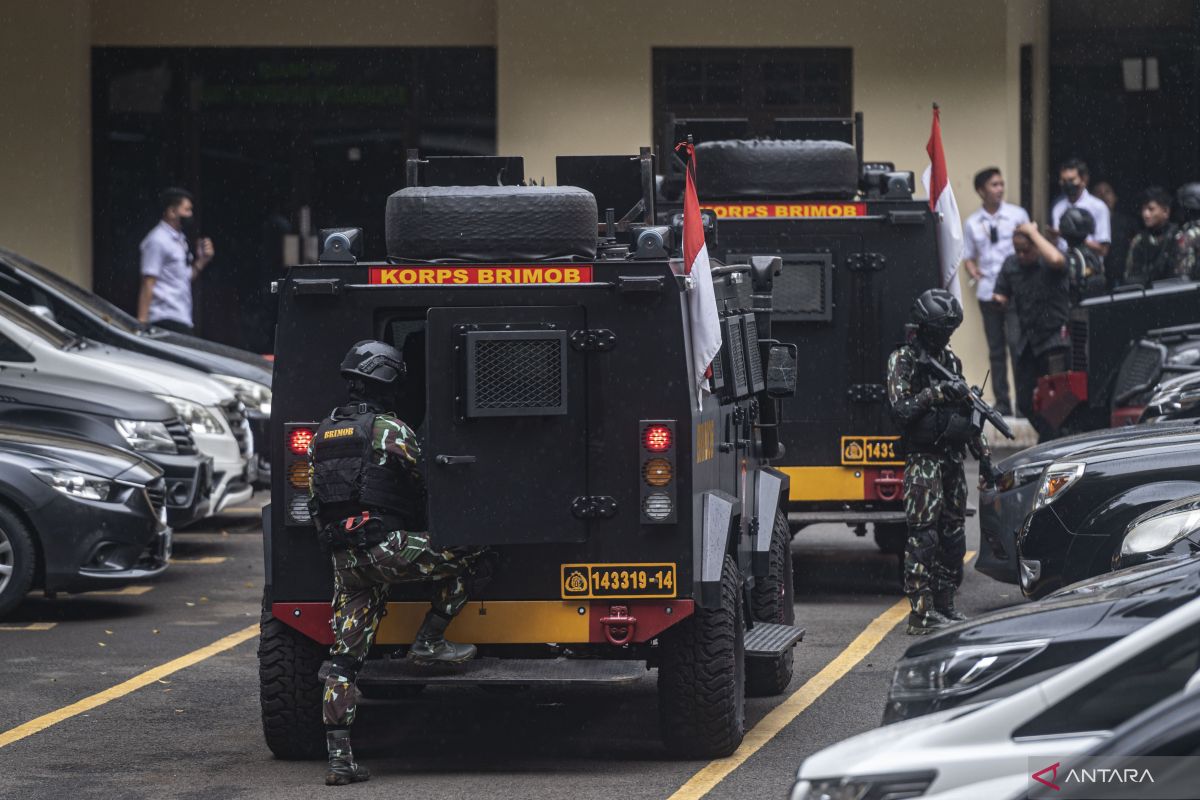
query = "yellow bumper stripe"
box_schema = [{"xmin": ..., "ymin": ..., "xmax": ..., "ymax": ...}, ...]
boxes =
[
  {"xmin": 374, "ymin": 600, "xmax": 590, "ymax": 645},
  {"xmin": 780, "ymin": 466, "xmax": 867, "ymax": 502}
]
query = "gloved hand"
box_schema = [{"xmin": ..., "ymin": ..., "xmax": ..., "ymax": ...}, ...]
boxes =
[{"xmin": 934, "ymin": 379, "xmax": 970, "ymax": 404}]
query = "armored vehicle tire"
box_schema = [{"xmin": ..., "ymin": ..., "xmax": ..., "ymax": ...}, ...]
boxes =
[
  {"xmin": 695, "ymin": 139, "xmax": 859, "ymax": 199},
  {"xmin": 747, "ymin": 509, "xmax": 796, "ymax": 697},
  {"xmin": 0, "ymin": 507, "xmax": 35, "ymax": 618},
  {"xmin": 385, "ymin": 185, "xmax": 598, "ymax": 262},
  {"xmin": 657, "ymin": 555, "xmax": 745, "ymax": 758},
  {"xmin": 874, "ymin": 523, "xmax": 908, "ymax": 556},
  {"xmin": 258, "ymin": 610, "xmax": 327, "ymax": 760}
]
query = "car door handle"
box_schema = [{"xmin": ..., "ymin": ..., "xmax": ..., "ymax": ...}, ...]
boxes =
[{"xmin": 435, "ymin": 455, "xmax": 477, "ymax": 466}]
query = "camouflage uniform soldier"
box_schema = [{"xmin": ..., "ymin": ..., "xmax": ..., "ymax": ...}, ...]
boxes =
[
  {"xmin": 309, "ymin": 340, "xmax": 483, "ymax": 786},
  {"xmin": 1174, "ymin": 183, "xmax": 1200, "ymax": 280},
  {"xmin": 887, "ymin": 289, "xmax": 996, "ymax": 635}
]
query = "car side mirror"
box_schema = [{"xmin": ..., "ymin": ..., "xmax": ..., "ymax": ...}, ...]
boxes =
[
  {"xmin": 764, "ymin": 342, "xmax": 798, "ymax": 398},
  {"xmin": 29, "ymin": 305, "xmax": 56, "ymax": 323}
]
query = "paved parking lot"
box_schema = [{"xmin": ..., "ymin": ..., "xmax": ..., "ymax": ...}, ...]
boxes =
[{"xmin": 0, "ymin": 465, "xmax": 1020, "ymax": 800}]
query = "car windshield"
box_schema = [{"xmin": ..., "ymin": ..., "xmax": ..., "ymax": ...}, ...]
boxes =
[
  {"xmin": 5, "ymin": 252, "xmax": 144, "ymax": 335},
  {"xmin": 0, "ymin": 291, "xmax": 77, "ymax": 349}
]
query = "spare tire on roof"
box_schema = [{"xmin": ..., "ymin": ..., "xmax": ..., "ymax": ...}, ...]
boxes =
[
  {"xmin": 385, "ymin": 185, "xmax": 597, "ymax": 262},
  {"xmin": 693, "ymin": 139, "xmax": 859, "ymax": 199}
]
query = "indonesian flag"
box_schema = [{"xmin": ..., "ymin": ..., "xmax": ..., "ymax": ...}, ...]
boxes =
[
  {"xmin": 921, "ymin": 104, "xmax": 964, "ymax": 300},
  {"xmin": 676, "ymin": 142, "xmax": 723, "ymax": 403}
]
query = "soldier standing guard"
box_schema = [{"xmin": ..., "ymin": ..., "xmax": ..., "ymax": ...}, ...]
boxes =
[
  {"xmin": 309, "ymin": 340, "xmax": 485, "ymax": 786},
  {"xmin": 887, "ymin": 289, "xmax": 995, "ymax": 635}
]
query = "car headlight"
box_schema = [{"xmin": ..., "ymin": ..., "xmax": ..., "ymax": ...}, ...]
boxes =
[
  {"xmin": 1032, "ymin": 462, "xmax": 1085, "ymax": 511},
  {"xmin": 155, "ymin": 395, "xmax": 226, "ymax": 436},
  {"xmin": 1120, "ymin": 508, "xmax": 1200, "ymax": 557},
  {"xmin": 32, "ymin": 468, "xmax": 115, "ymax": 501},
  {"xmin": 211, "ymin": 374, "xmax": 272, "ymax": 415},
  {"xmin": 890, "ymin": 640, "xmax": 1049, "ymax": 701},
  {"xmin": 791, "ymin": 772, "xmax": 936, "ymax": 800},
  {"xmin": 114, "ymin": 419, "xmax": 178, "ymax": 454},
  {"xmin": 996, "ymin": 460, "xmax": 1049, "ymax": 492}
]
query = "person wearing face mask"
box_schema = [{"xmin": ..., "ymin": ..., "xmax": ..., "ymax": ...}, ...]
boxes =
[
  {"xmin": 1123, "ymin": 187, "xmax": 1180, "ymax": 286},
  {"xmin": 137, "ymin": 187, "xmax": 215, "ymax": 335},
  {"xmin": 1049, "ymin": 158, "xmax": 1111, "ymax": 259},
  {"xmin": 992, "ymin": 223, "xmax": 1069, "ymax": 440}
]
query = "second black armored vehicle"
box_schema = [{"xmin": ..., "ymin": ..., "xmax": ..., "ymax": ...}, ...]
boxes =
[
  {"xmin": 657, "ymin": 114, "xmax": 943, "ymax": 554},
  {"xmin": 260, "ymin": 152, "xmax": 802, "ymax": 760}
]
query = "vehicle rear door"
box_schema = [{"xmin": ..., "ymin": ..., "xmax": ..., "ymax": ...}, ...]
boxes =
[{"xmin": 425, "ymin": 305, "xmax": 588, "ymax": 546}]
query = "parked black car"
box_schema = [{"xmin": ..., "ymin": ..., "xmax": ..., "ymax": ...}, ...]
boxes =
[
  {"xmin": 1017, "ymin": 428, "xmax": 1200, "ymax": 598},
  {"xmin": 1114, "ymin": 492, "xmax": 1200, "ymax": 570},
  {"xmin": 0, "ymin": 370, "xmax": 212, "ymax": 527},
  {"xmin": 0, "ymin": 247, "xmax": 272, "ymax": 483},
  {"xmin": 977, "ymin": 418, "xmax": 1200, "ymax": 584},
  {"xmin": 0, "ymin": 425, "xmax": 170, "ymax": 617},
  {"xmin": 885, "ymin": 552, "xmax": 1200, "ymax": 723}
]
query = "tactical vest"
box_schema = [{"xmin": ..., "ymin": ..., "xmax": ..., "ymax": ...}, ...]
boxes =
[
  {"xmin": 900, "ymin": 348, "xmax": 972, "ymax": 453},
  {"xmin": 310, "ymin": 405, "xmax": 412, "ymax": 530}
]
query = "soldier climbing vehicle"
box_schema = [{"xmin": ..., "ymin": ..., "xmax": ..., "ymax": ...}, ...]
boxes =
[{"xmin": 259, "ymin": 149, "xmax": 803, "ymax": 760}]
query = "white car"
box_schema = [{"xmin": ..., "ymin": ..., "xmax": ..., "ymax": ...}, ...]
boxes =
[
  {"xmin": 790, "ymin": 595, "xmax": 1200, "ymax": 800},
  {"xmin": 0, "ymin": 292, "xmax": 253, "ymax": 514}
]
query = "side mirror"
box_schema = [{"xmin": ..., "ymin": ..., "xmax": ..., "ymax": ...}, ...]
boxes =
[
  {"xmin": 29, "ymin": 305, "xmax": 56, "ymax": 323},
  {"xmin": 765, "ymin": 342, "xmax": 798, "ymax": 398}
]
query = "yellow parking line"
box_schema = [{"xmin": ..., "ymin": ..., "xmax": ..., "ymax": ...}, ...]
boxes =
[
  {"xmin": 0, "ymin": 622, "xmax": 257, "ymax": 749},
  {"xmin": 667, "ymin": 550, "xmax": 977, "ymax": 800},
  {"xmin": 91, "ymin": 586, "xmax": 154, "ymax": 597},
  {"xmin": 170, "ymin": 556, "xmax": 227, "ymax": 565},
  {"xmin": 0, "ymin": 622, "xmax": 57, "ymax": 632}
]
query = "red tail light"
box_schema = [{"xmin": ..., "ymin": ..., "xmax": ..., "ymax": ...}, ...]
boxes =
[
  {"xmin": 288, "ymin": 427, "xmax": 314, "ymax": 455},
  {"xmin": 643, "ymin": 424, "xmax": 672, "ymax": 452}
]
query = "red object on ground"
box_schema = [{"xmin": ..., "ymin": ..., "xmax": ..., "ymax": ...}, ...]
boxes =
[{"xmin": 1033, "ymin": 371, "xmax": 1088, "ymax": 429}]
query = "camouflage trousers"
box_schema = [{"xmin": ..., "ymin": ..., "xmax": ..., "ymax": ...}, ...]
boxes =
[
  {"xmin": 902, "ymin": 452, "xmax": 967, "ymax": 614},
  {"xmin": 323, "ymin": 530, "xmax": 481, "ymax": 727}
]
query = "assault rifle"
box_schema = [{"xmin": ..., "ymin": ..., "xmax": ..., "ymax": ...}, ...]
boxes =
[{"xmin": 921, "ymin": 352, "xmax": 1015, "ymax": 440}]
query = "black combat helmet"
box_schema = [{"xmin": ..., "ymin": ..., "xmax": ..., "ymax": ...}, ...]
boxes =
[
  {"xmin": 340, "ymin": 340, "xmax": 407, "ymax": 388},
  {"xmin": 1059, "ymin": 207, "xmax": 1095, "ymax": 244},
  {"xmin": 910, "ymin": 288, "xmax": 962, "ymax": 350},
  {"xmin": 1178, "ymin": 183, "xmax": 1200, "ymax": 216}
]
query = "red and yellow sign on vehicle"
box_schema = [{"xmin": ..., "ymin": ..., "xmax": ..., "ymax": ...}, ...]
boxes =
[
  {"xmin": 561, "ymin": 563, "xmax": 677, "ymax": 599},
  {"xmin": 702, "ymin": 203, "xmax": 867, "ymax": 220},
  {"xmin": 369, "ymin": 265, "xmax": 594, "ymax": 286}
]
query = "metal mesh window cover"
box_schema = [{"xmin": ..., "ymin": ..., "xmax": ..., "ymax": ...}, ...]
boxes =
[
  {"xmin": 732, "ymin": 253, "xmax": 832, "ymax": 322},
  {"xmin": 721, "ymin": 315, "xmax": 751, "ymax": 398},
  {"xmin": 740, "ymin": 313, "xmax": 765, "ymax": 393},
  {"xmin": 1070, "ymin": 316, "xmax": 1089, "ymax": 371},
  {"xmin": 465, "ymin": 330, "xmax": 568, "ymax": 417},
  {"xmin": 1113, "ymin": 342, "xmax": 1164, "ymax": 403}
]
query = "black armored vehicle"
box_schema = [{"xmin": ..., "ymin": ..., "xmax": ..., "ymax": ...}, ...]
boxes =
[
  {"xmin": 260, "ymin": 152, "xmax": 802, "ymax": 759},
  {"xmin": 658, "ymin": 114, "xmax": 941, "ymax": 554}
]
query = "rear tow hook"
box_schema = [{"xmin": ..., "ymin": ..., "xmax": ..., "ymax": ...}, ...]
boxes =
[{"xmin": 600, "ymin": 605, "xmax": 637, "ymax": 646}]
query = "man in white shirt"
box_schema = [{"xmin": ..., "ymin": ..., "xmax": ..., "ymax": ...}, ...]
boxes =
[
  {"xmin": 962, "ymin": 167, "xmax": 1028, "ymax": 416},
  {"xmin": 137, "ymin": 187, "xmax": 214, "ymax": 335},
  {"xmin": 1050, "ymin": 158, "xmax": 1110, "ymax": 258}
]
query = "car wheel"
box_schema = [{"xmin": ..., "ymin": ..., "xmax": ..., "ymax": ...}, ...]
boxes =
[
  {"xmin": 747, "ymin": 509, "xmax": 795, "ymax": 697},
  {"xmin": 874, "ymin": 523, "xmax": 908, "ymax": 555},
  {"xmin": 693, "ymin": 139, "xmax": 859, "ymax": 199},
  {"xmin": 657, "ymin": 554, "xmax": 745, "ymax": 758},
  {"xmin": 385, "ymin": 185, "xmax": 598, "ymax": 262},
  {"xmin": 258, "ymin": 603, "xmax": 327, "ymax": 760},
  {"xmin": 0, "ymin": 507, "xmax": 36, "ymax": 619}
]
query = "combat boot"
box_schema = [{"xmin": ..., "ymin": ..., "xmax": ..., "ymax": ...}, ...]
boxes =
[
  {"xmin": 407, "ymin": 610, "xmax": 477, "ymax": 665},
  {"xmin": 905, "ymin": 591, "xmax": 951, "ymax": 635},
  {"xmin": 325, "ymin": 729, "xmax": 370, "ymax": 786},
  {"xmin": 934, "ymin": 588, "xmax": 968, "ymax": 622}
]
